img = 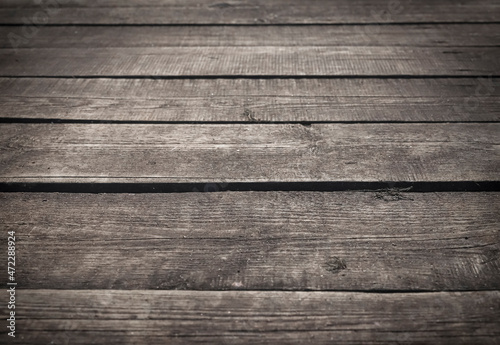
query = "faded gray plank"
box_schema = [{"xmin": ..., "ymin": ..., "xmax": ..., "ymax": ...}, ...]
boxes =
[
  {"xmin": 0, "ymin": 47, "xmax": 499, "ymax": 76},
  {"xmin": 0, "ymin": 0, "xmax": 499, "ymax": 24},
  {"xmin": 3, "ymin": 25, "xmax": 500, "ymax": 49},
  {"xmin": 0, "ymin": 123, "xmax": 498, "ymax": 183},
  {"xmin": 1, "ymin": 192, "xmax": 499, "ymax": 290},
  {"xmin": 8, "ymin": 290, "xmax": 500, "ymax": 344},
  {"xmin": 1, "ymin": 78, "xmax": 499, "ymax": 122}
]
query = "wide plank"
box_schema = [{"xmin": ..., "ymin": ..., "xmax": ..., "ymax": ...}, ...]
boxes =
[
  {"xmin": 1, "ymin": 192, "xmax": 499, "ymax": 290},
  {"xmin": 1, "ymin": 78, "xmax": 499, "ymax": 122},
  {"xmin": 1, "ymin": 0, "xmax": 499, "ymax": 24},
  {"xmin": 3, "ymin": 25, "xmax": 500, "ymax": 49},
  {"xmin": 0, "ymin": 123, "xmax": 498, "ymax": 183},
  {"xmin": 6, "ymin": 290, "xmax": 500, "ymax": 344},
  {"xmin": 0, "ymin": 47, "xmax": 498, "ymax": 77}
]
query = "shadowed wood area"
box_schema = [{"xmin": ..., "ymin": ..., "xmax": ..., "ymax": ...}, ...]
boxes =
[
  {"xmin": 1, "ymin": 0, "xmax": 499, "ymax": 24},
  {"xmin": 0, "ymin": 0, "xmax": 499, "ymax": 344},
  {"xmin": 1, "ymin": 192, "xmax": 499, "ymax": 291},
  {"xmin": 12, "ymin": 290, "xmax": 500, "ymax": 345}
]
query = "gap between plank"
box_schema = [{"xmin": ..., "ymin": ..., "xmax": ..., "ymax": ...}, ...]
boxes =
[
  {"xmin": 10, "ymin": 288, "xmax": 500, "ymax": 293},
  {"xmin": 1, "ymin": 22, "xmax": 500, "ymax": 27},
  {"xmin": 1, "ymin": 181, "xmax": 498, "ymax": 193},
  {"xmin": 2, "ymin": 75, "xmax": 500, "ymax": 79},
  {"xmin": 1, "ymin": 119, "xmax": 498, "ymax": 125}
]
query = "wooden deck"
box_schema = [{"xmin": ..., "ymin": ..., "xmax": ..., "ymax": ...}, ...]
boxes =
[{"xmin": 1, "ymin": 1, "xmax": 499, "ymax": 344}]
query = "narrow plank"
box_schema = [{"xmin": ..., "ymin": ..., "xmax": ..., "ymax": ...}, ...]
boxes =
[
  {"xmin": 1, "ymin": 78, "xmax": 499, "ymax": 122},
  {"xmin": 1, "ymin": 47, "xmax": 498, "ymax": 76},
  {"xmin": 0, "ymin": 123, "xmax": 498, "ymax": 183},
  {"xmin": 3, "ymin": 25, "xmax": 500, "ymax": 49},
  {"xmin": 1, "ymin": 192, "xmax": 499, "ymax": 290},
  {"xmin": 1, "ymin": 0, "xmax": 499, "ymax": 24},
  {"xmin": 7, "ymin": 290, "xmax": 500, "ymax": 344}
]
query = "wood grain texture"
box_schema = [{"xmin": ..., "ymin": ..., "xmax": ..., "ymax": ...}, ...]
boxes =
[
  {"xmin": 1, "ymin": 0, "xmax": 499, "ymax": 24},
  {"xmin": 5, "ymin": 290, "xmax": 500, "ymax": 344},
  {"xmin": 3, "ymin": 25, "xmax": 500, "ymax": 48},
  {"xmin": 1, "ymin": 192, "xmax": 499, "ymax": 290},
  {"xmin": 0, "ymin": 123, "xmax": 498, "ymax": 183},
  {"xmin": 1, "ymin": 47, "xmax": 499, "ymax": 77},
  {"xmin": 1, "ymin": 78, "xmax": 499, "ymax": 122}
]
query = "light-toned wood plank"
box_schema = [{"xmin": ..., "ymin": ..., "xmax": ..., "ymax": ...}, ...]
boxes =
[
  {"xmin": 9, "ymin": 290, "xmax": 500, "ymax": 344},
  {"xmin": 1, "ymin": 47, "xmax": 498, "ymax": 77},
  {"xmin": 0, "ymin": 123, "xmax": 498, "ymax": 183},
  {"xmin": 1, "ymin": 192, "xmax": 499, "ymax": 290},
  {"xmin": 1, "ymin": 78, "xmax": 498, "ymax": 122},
  {"xmin": 1, "ymin": 0, "xmax": 499, "ymax": 24},
  {"xmin": 3, "ymin": 25, "xmax": 500, "ymax": 48}
]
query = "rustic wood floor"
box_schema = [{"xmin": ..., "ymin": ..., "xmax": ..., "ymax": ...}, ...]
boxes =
[{"xmin": 1, "ymin": 1, "xmax": 499, "ymax": 344}]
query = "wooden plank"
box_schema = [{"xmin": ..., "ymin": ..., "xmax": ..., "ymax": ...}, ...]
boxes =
[
  {"xmin": 3, "ymin": 25, "xmax": 500, "ymax": 49},
  {"xmin": 7, "ymin": 290, "xmax": 500, "ymax": 344},
  {"xmin": 0, "ymin": 123, "xmax": 498, "ymax": 183},
  {"xmin": 1, "ymin": 0, "xmax": 499, "ymax": 24},
  {"xmin": 1, "ymin": 192, "xmax": 499, "ymax": 290},
  {"xmin": 1, "ymin": 78, "xmax": 499, "ymax": 122},
  {"xmin": 1, "ymin": 47, "xmax": 498, "ymax": 76}
]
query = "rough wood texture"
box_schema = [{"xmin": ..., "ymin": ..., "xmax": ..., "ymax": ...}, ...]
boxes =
[
  {"xmin": 3, "ymin": 25, "xmax": 500, "ymax": 48},
  {"xmin": 0, "ymin": 47, "xmax": 500, "ymax": 76},
  {"xmin": 1, "ymin": 47, "xmax": 498, "ymax": 77},
  {"xmin": 1, "ymin": 192, "xmax": 499, "ymax": 290},
  {"xmin": 6, "ymin": 290, "xmax": 500, "ymax": 344},
  {"xmin": 0, "ymin": 0, "xmax": 498, "ymax": 343},
  {"xmin": 0, "ymin": 123, "xmax": 498, "ymax": 183},
  {"xmin": 1, "ymin": 78, "xmax": 498, "ymax": 122},
  {"xmin": 1, "ymin": 0, "xmax": 499, "ymax": 24}
]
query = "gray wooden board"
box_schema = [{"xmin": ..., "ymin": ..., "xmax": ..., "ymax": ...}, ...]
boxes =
[
  {"xmin": 1, "ymin": 0, "xmax": 499, "ymax": 24},
  {"xmin": 0, "ymin": 123, "xmax": 498, "ymax": 183},
  {"xmin": 4, "ymin": 290, "xmax": 500, "ymax": 344},
  {"xmin": 1, "ymin": 78, "xmax": 499, "ymax": 122},
  {"xmin": 1, "ymin": 192, "xmax": 499, "ymax": 290},
  {"xmin": 1, "ymin": 47, "xmax": 499, "ymax": 76},
  {"xmin": 3, "ymin": 25, "xmax": 500, "ymax": 48}
]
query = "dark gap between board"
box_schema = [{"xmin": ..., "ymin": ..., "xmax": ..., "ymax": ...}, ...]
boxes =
[
  {"xmin": 1, "ymin": 181, "xmax": 498, "ymax": 193},
  {"xmin": 1, "ymin": 118, "xmax": 499, "ymax": 125},
  {"xmin": 2, "ymin": 22, "xmax": 500, "ymax": 27},
  {"xmin": 2, "ymin": 75, "xmax": 500, "ymax": 79}
]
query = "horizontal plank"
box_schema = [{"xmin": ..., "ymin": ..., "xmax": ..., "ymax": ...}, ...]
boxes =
[
  {"xmin": 1, "ymin": 192, "xmax": 499, "ymax": 290},
  {"xmin": 7, "ymin": 290, "xmax": 500, "ymax": 344},
  {"xmin": 3, "ymin": 25, "xmax": 500, "ymax": 48},
  {"xmin": 1, "ymin": 0, "xmax": 499, "ymax": 24},
  {"xmin": 1, "ymin": 47, "xmax": 498, "ymax": 76},
  {"xmin": 0, "ymin": 123, "xmax": 498, "ymax": 183},
  {"xmin": 1, "ymin": 78, "xmax": 499, "ymax": 122}
]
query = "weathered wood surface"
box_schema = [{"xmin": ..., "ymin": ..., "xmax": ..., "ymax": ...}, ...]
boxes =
[
  {"xmin": 0, "ymin": 123, "xmax": 498, "ymax": 183},
  {"xmin": 1, "ymin": 0, "xmax": 499, "ymax": 24},
  {"xmin": 1, "ymin": 78, "xmax": 498, "ymax": 122},
  {"xmin": 3, "ymin": 25, "xmax": 500, "ymax": 48},
  {"xmin": 1, "ymin": 47, "xmax": 498, "ymax": 77},
  {"xmin": 1, "ymin": 192, "xmax": 499, "ymax": 290},
  {"xmin": 0, "ymin": 0, "xmax": 498, "ymax": 343},
  {"xmin": 5, "ymin": 290, "xmax": 500, "ymax": 344}
]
